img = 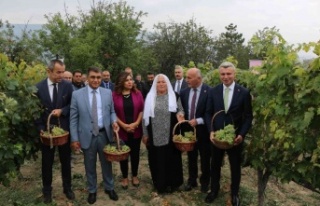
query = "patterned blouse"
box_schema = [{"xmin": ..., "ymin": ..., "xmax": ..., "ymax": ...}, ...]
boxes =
[{"xmin": 143, "ymin": 94, "xmax": 184, "ymax": 146}]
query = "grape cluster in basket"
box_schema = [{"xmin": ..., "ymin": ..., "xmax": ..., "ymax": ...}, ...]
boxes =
[
  {"xmin": 213, "ymin": 124, "xmax": 235, "ymax": 144},
  {"xmin": 42, "ymin": 126, "xmax": 66, "ymax": 136},
  {"xmin": 173, "ymin": 131, "xmax": 196, "ymax": 142},
  {"xmin": 104, "ymin": 144, "xmax": 130, "ymax": 154}
]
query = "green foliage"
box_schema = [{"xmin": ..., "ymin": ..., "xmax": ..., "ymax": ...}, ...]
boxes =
[
  {"xmin": 0, "ymin": 53, "xmax": 44, "ymax": 186},
  {"xmin": 205, "ymin": 28, "xmax": 320, "ymax": 205},
  {"xmin": 148, "ymin": 17, "xmax": 215, "ymax": 79}
]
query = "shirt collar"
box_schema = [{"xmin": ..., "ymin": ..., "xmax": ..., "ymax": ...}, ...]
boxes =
[
  {"xmin": 223, "ymin": 81, "xmax": 235, "ymax": 91},
  {"xmin": 47, "ymin": 78, "xmax": 56, "ymax": 86},
  {"xmin": 193, "ymin": 83, "xmax": 202, "ymax": 92},
  {"xmin": 88, "ymin": 86, "xmax": 100, "ymax": 94}
]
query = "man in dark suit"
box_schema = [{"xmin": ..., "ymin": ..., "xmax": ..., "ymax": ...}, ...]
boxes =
[
  {"xmin": 70, "ymin": 66, "xmax": 120, "ymax": 204},
  {"xmin": 171, "ymin": 65, "xmax": 188, "ymax": 94},
  {"xmin": 35, "ymin": 59, "xmax": 75, "ymax": 203},
  {"xmin": 205, "ymin": 62, "xmax": 253, "ymax": 206},
  {"xmin": 142, "ymin": 71, "xmax": 155, "ymax": 99},
  {"xmin": 100, "ymin": 70, "xmax": 114, "ymax": 91},
  {"xmin": 180, "ymin": 68, "xmax": 211, "ymax": 193}
]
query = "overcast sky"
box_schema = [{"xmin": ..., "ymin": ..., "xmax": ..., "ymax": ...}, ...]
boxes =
[{"xmin": 1, "ymin": 0, "xmax": 319, "ymax": 45}]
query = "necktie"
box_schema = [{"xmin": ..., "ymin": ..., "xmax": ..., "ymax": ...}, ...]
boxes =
[
  {"xmin": 224, "ymin": 87, "xmax": 230, "ymax": 112},
  {"xmin": 190, "ymin": 88, "xmax": 197, "ymax": 119},
  {"xmin": 52, "ymin": 83, "xmax": 57, "ymax": 108},
  {"xmin": 92, "ymin": 90, "xmax": 99, "ymax": 136},
  {"xmin": 177, "ymin": 80, "xmax": 181, "ymax": 93}
]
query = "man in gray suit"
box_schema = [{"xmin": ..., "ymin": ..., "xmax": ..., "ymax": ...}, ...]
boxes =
[{"xmin": 70, "ymin": 66, "xmax": 119, "ymax": 204}]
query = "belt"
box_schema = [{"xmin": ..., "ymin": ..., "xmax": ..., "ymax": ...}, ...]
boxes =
[{"xmin": 99, "ymin": 128, "xmax": 105, "ymax": 132}]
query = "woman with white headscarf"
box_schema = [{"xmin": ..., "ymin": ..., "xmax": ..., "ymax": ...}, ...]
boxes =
[{"xmin": 142, "ymin": 74, "xmax": 185, "ymax": 194}]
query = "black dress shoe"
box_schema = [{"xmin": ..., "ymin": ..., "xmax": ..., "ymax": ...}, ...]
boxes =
[
  {"xmin": 201, "ymin": 184, "xmax": 209, "ymax": 193},
  {"xmin": 105, "ymin": 189, "xmax": 118, "ymax": 201},
  {"xmin": 232, "ymin": 195, "xmax": 240, "ymax": 206},
  {"xmin": 43, "ymin": 193, "xmax": 52, "ymax": 204},
  {"xmin": 64, "ymin": 189, "xmax": 75, "ymax": 200},
  {"xmin": 184, "ymin": 182, "xmax": 197, "ymax": 191},
  {"xmin": 205, "ymin": 192, "xmax": 218, "ymax": 203},
  {"xmin": 87, "ymin": 193, "xmax": 96, "ymax": 204}
]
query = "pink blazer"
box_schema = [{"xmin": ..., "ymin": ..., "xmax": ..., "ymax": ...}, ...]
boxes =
[{"xmin": 112, "ymin": 90, "xmax": 144, "ymax": 141}]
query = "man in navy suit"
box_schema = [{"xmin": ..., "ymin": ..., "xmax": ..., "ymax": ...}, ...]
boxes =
[
  {"xmin": 70, "ymin": 66, "xmax": 119, "ymax": 204},
  {"xmin": 35, "ymin": 59, "xmax": 75, "ymax": 203},
  {"xmin": 171, "ymin": 65, "xmax": 188, "ymax": 94},
  {"xmin": 100, "ymin": 70, "xmax": 114, "ymax": 91},
  {"xmin": 205, "ymin": 62, "xmax": 253, "ymax": 206},
  {"xmin": 180, "ymin": 68, "xmax": 211, "ymax": 193}
]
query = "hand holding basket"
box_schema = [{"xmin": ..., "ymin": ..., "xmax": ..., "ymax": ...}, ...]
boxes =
[
  {"xmin": 210, "ymin": 110, "xmax": 235, "ymax": 150},
  {"xmin": 40, "ymin": 112, "xmax": 69, "ymax": 148},
  {"xmin": 172, "ymin": 120, "xmax": 196, "ymax": 152},
  {"xmin": 103, "ymin": 131, "xmax": 130, "ymax": 162}
]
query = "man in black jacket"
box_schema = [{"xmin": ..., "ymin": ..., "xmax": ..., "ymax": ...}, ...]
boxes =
[{"xmin": 35, "ymin": 59, "xmax": 75, "ymax": 203}]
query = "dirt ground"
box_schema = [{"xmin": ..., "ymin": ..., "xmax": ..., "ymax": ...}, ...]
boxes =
[{"xmin": 13, "ymin": 144, "xmax": 320, "ymax": 206}]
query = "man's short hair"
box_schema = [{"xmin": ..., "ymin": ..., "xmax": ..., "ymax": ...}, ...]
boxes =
[
  {"xmin": 73, "ymin": 70, "xmax": 82, "ymax": 76},
  {"xmin": 219, "ymin": 62, "xmax": 236, "ymax": 71},
  {"xmin": 87, "ymin": 66, "xmax": 101, "ymax": 75},
  {"xmin": 48, "ymin": 59, "xmax": 64, "ymax": 71}
]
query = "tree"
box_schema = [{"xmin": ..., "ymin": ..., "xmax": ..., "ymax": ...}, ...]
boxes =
[
  {"xmin": 36, "ymin": 0, "xmax": 151, "ymax": 77},
  {"xmin": 213, "ymin": 23, "xmax": 249, "ymax": 69},
  {"xmin": 147, "ymin": 17, "xmax": 215, "ymax": 79}
]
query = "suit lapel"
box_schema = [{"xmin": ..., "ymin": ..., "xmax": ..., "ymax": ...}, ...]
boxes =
[
  {"xmin": 217, "ymin": 84, "xmax": 224, "ymax": 110},
  {"xmin": 83, "ymin": 87, "xmax": 91, "ymax": 118},
  {"xmin": 184, "ymin": 88, "xmax": 191, "ymax": 117},
  {"xmin": 196, "ymin": 85, "xmax": 208, "ymax": 111},
  {"xmin": 56, "ymin": 81, "xmax": 64, "ymax": 108},
  {"xmin": 229, "ymin": 84, "xmax": 241, "ymax": 110},
  {"xmin": 42, "ymin": 79, "xmax": 52, "ymax": 105}
]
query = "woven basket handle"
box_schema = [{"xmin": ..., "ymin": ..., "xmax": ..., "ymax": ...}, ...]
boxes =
[
  {"xmin": 46, "ymin": 112, "xmax": 61, "ymax": 132},
  {"xmin": 172, "ymin": 120, "xmax": 196, "ymax": 136},
  {"xmin": 114, "ymin": 131, "xmax": 122, "ymax": 151},
  {"xmin": 210, "ymin": 110, "xmax": 225, "ymax": 133}
]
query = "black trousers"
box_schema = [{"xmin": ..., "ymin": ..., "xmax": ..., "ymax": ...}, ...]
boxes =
[
  {"xmin": 120, "ymin": 136, "xmax": 142, "ymax": 178},
  {"xmin": 187, "ymin": 135, "xmax": 211, "ymax": 186},
  {"xmin": 210, "ymin": 144, "xmax": 243, "ymax": 195},
  {"xmin": 41, "ymin": 141, "xmax": 72, "ymax": 194}
]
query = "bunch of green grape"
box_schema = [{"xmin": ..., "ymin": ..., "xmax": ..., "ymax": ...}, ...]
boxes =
[
  {"xmin": 51, "ymin": 126, "xmax": 66, "ymax": 135},
  {"xmin": 184, "ymin": 131, "xmax": 196, "ymax": 141},
  {"xmin": 173, "ymin": 132, "xmax": 196, "ymax": 142},
  {"xmin": 104, "ymin": 144, "xmax": 130, "ymax": 154},
  {"xmin": 214, "ymin": 124, "xmax": 235, "ymax": 145},
  {"xmin": 43, "ymin": 126, "xmax": 66, "ymax": 136}
]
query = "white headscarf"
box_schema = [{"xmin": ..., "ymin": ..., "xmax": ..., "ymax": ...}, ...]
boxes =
[{"xmin": 143, "ymin": 74, "xmax": 177, "ymax": 126}]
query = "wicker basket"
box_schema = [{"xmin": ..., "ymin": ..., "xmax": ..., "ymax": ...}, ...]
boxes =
[
  {"xmin": 103, "ymin": 131, "xmax": 130, "ymax": 162},
  {"xmin": 40, "ymin": 113, "xmax": 69, "ymax": 148},
  {"xmin": 172, "ymin": 120, "xmax": 196, "ymax": 152},
  {"xmin": 210, "ymin": 110, "xmax": 234, "ymax": 150}
]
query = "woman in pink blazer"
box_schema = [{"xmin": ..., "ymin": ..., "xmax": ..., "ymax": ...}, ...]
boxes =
[{"xmin": 112, "ymin": 71, "xmax": 144, "ymax": 189}]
